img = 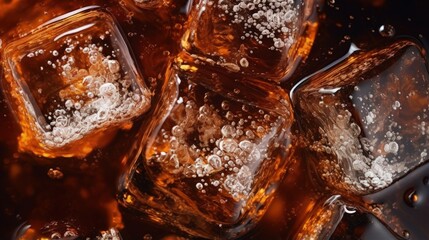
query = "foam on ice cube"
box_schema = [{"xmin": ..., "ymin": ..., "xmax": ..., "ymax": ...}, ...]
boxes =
[
  {"xmin": 1, "ymin": 9, "xmax": 151, "ymax": 158},
  {"xmin": 292, "ymin": 40, "xmax": 429, "ymax": 194}
]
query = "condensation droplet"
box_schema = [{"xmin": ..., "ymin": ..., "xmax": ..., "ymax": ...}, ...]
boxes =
[
  {"xmin": 404, "ymin": 188, "xmax": 418, "ymax": 208},
  {"xmin": 403, "ymin": 230, "xmax": 410, "ymax": 239}
]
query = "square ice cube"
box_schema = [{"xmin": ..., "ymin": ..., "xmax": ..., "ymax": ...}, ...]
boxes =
[
  {"xmin": 120, "ymin": 67, "xmax": 293, "ymax": 239},
  {"xmin": 2, "ymin": 9, "xmax": 151, "ymax": 158},
  {"xmin": 292, "ymin": 40, "xmax": 429, "ymax": 194},
  {"xmin": 179, "ymin": 0, "xmax": 318, "ymax": 82}
]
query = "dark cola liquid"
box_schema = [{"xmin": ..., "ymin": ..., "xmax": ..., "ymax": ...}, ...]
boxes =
[{"xmin": 0, "ymin": 0, "xmax": 429, "ymax": 239}]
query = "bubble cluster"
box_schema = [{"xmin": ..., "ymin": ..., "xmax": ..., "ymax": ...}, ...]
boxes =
[
  {"xmin": 35, "ymin": 40, "xmax": 151, "ymax": 149},
  {"xmin": 296, "ymin": 41, "xmax": 429, "ymax": 194},
  {"xmin": 218, "ymin": 0, "xmax": 299, "ymax": 50},
  {"xmin": 147, "ymin": 82, "xmax": 285, "ymax": 201},
  {"xmin": 98, "ymin": 228, "xmax": 122, "ymax": 240},
  {"xmin": 312, "ymin": 109, "xmax": 395, "ymax": 191}
]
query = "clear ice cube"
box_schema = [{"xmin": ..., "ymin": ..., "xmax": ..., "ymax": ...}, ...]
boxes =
[
  {"xmin": 179, "ymin": 0, "xmax": 318, "ymax": 82},
  {"xmin": 1, "ymin": 9, "xmax": 151, "ymax": 158},
  {"xmin": 292, "ymin": 40, "xmax": 429, "ymax": 194},
  {"xmin": 120, "ymin": 66, "xmax": 293, "ymax": 238}
]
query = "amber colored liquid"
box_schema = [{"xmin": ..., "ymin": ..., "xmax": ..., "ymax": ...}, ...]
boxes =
[{"xmin": 1, "ymin": 0, "xmax": 429, "ymax": 239}]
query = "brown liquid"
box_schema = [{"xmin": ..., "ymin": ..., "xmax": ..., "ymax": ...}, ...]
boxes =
[{"xmin": 0, "ymin": 0, "xmax": 429, "ymax": 239}]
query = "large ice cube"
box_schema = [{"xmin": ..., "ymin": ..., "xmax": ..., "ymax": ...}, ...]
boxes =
[
  {"xmin": 1, "ymin": 9, "xmax": 151, "ymax": 158},
  {"xmin": 179, "ymin": 0, "xmax": 318, "ymax": 82},
  {"xmin": 292, "ymin": 40, "xmax": 429, "ymax": 194},
  {"xmin": 120, "ymin": 66, "xmax": 293, "ymax": 239}
]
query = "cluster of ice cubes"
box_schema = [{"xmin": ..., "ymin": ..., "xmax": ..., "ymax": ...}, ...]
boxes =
[{"xmin": 3, "ymin": 1, "xmax": 429, "ymax": 239}]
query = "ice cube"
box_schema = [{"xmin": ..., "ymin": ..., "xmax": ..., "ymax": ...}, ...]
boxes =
[
  {"xmin": 292, "ymin": 40, "xmax": 429, "ymax": 194},
  {"xmin": 179, "ymin": 0, "xmax": 318, "ymax": 82},
  {"xmin": 120, "ymin": 67, "xmax": 293, "ymax": 239},
  {"xmin": 2, "ymin": 9, "xmax": 151, "ymax": 158}
]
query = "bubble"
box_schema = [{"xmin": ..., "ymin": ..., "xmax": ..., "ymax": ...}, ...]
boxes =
[
  {"xmin": 196, "ymin": 182, "xmax": 204, "ymax": 190},
  {"xmin": 239, "ymin": 58, "xmax": 249, "ymax": 68},
  {"xmin": 98, "ymin": 83, "xmax": 119, "ymax": 105},
  {"xmin": 221, "ymin": 101, "xmax": 230, "ymax": 110},
  {"xmin": 171, "ymin": 125, "xmax": 184, "ymax": 137},
  {"xmin": 384, "ymin": 141, "xmax": 399, "ymax": 154},
  {"xmin": 208, "ymin": 155, "xmax": 222, "ymax": 169},
  {"xmin": 51, "ymin": 232, "xmax": 62, "ymax": 239},
  {"xmin": 219, "ymin": 138, "xmax": 238, "ymax": 153},
  {"xmin": 379, "ymin": 25, "xmax": 396, "ymax": 37},
  {"xmin": 239, "ymin": 140, "xmax": 254, "ymax": 152},
  {"xmin": 65, "ymin": 99, "xmax": 74, "ymax": 109},
  {"xmin": 221, "ymin": 125, "xmax": 235, "ymax": 137},
  {"xmin": 47, "ymin": 168, "xmax": 64, "ymax": 179},
  {"xmin": 143, "ymin": 234, "xmax": 152, "ymax": 240},
  {"xmin": 403, "ymin": 230, "xmax": 410, "ymax": 239},
  {"xmin": 392, "ymin": 100, "xmax": 401, "ymax": 110},
  {"xmin": 107, "ymin": 59, "xmax": 121, "ymax": 73},
  {"xmin": 246, "ymin": 130, "xmax": 255, "ymax": 139},
  {"xmin": 74, "ymin": 102, "xmax": 82, "ymax": 110}
]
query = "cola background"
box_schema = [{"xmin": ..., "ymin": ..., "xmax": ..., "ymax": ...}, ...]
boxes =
[{"xmin": 0, "ymin": 0, "xmax": 428, "ymax": 239}]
